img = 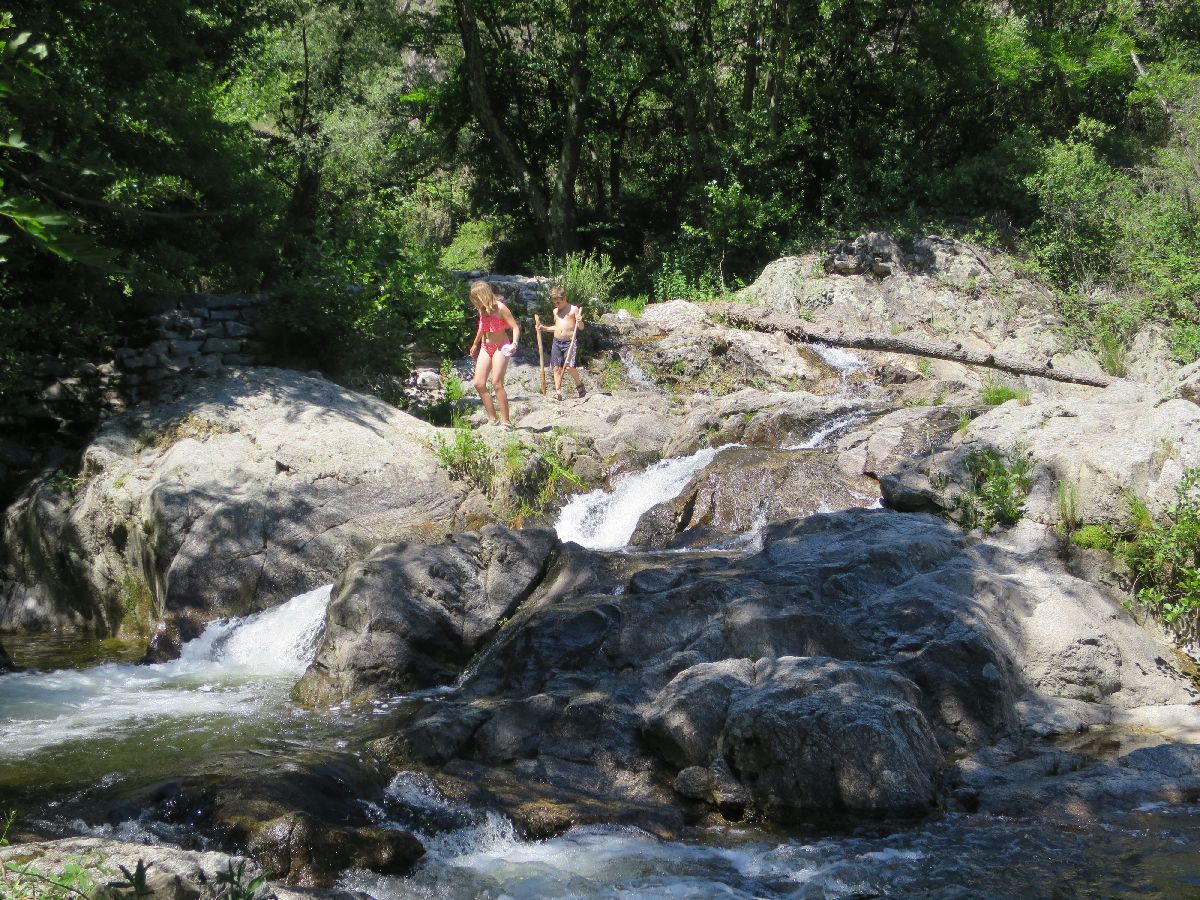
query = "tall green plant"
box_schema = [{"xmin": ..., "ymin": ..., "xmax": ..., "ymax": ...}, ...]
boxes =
[
  {"xmin": 1123, "ymin": 469, "xmax": 1200, "ymax": 639},
  {"xmin": 539, "ymin": 251, "xmax": 626, "ymax": 312}
]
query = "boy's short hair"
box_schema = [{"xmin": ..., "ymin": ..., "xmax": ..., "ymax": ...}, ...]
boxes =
[{"xmin": 549, "ymin": 286, "xmax": 567, "ymax": 301}]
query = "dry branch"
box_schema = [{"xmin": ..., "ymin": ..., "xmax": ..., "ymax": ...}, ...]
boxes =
[{"xmin": 703, "ymin": 302, "xmax": 1118, "ymax": 388}]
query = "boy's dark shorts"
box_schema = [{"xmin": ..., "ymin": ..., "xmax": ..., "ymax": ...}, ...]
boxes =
[{"xmin": 550, "ymin": 337, "xmax": 577, "ymax": 368}]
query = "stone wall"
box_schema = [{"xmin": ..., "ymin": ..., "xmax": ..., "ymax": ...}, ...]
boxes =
[
  {"xmin": 114, "ymin": 293, "xmax": 265, "ymax": 399},
  {"xmin": 453, "ymin": 271, "xmax": 549, "ymax": 311},
  {"xmin": 0, "ymin": 293, "xmax": 266, "ymax": 505}
]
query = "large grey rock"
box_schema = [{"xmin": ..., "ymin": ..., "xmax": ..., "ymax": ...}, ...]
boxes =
[
  {"xmin": 294, "ymin": 524, "xmax": 557, "ymax": 705},
  {"xmin": 645, "ymin": 656, "xmax": 941, "ymax": 819},
  {"xmin": 739, "ymin": 237, "xmax": 1116, "ymax": 391},
  {"xmin": 0, "ymin": 839, "xmax": 261, "ymax": 900},
  {"xmin": 374, "ymin": 510, "xmax": 1195, "ymax": 827},
  {"xmin": 630, "ymin": 445, "xmax": 877, "ymax": 549},
  {"xmin": 880, "ymin": 381, "xmax": 1200, "ymax": 528},
  {"xmin": 0, "ymin": 369, "xmax": 478, "ymax": 644},
  {"xmin": 663, "ymin": 388, "xmax": 875, "ymax": 457}
]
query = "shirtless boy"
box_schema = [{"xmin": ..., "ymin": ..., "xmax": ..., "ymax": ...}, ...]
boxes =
[{"xmin": 535, "ymin": 286, "xmax": 585, "ymax": 401}]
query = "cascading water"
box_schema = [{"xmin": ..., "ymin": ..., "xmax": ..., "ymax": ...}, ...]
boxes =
[
  {"xmin": 554, "ymin": 445, "xmax": 725, "ymax": 550},
  {"xmin": 812, "ymin": 342, "xmax": 867, "ymax": 375},
  {"xmin": 341, "ymin": 772, "xmax": 1200, "ymax": 899},
  {"xmin": 783, "ymin": 409, "xmax": 873, "ymax": 450},
  {"xmin": 0, "ymin": 584, "xmax": 331, "ymax": 761}
]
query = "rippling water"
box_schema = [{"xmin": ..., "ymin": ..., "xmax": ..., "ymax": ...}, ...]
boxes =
[{"xmin": 341, "ymin": 772, "xmax": 1200, "ymax": 899}]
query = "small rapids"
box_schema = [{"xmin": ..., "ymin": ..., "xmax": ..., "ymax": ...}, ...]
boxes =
[
  {"xmin": 346, "ymin": 773, "xmax": 1200, "ymax": 899},
  {"xmin": 783, "ymin": 409, "xmax": 873, "ymax": 450},
  {"xmin": 555, "ymin": 445, "xmax": 727, "ymax": 550},
  {"xmin": 0, "ymin": 584, "xmax": 331, "ymax": 759}
]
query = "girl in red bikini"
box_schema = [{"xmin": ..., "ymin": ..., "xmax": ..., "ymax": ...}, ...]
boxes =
[{"xmin": 467, "ymin": 281, "xmax": 521, "ymax": 429}]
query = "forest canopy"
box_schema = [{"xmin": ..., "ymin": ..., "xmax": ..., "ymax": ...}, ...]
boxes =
[{"xmin": 1, "ymin": 0, "xmax": 1198, "ymax": 399}]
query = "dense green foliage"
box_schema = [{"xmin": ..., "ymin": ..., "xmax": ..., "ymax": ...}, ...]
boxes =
[
  {"xmin": 957, "ymin": 448, "xmax": 1034, "ymax": 531},
  {"xmin": 2, "ymin": 0, "xmax": 1198, "ymax": 405},
  {"xmin": 1122, "ymin": 468, "xmax": 1200, "ymax": 641}
]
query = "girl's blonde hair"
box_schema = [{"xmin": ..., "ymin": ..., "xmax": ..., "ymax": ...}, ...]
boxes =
[{"xmin": 469, "ymin": 280, "xmax": 498, "ymax": 314}]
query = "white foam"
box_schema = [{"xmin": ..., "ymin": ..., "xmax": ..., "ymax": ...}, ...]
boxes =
[
  {"xmin": 555, "ymin": 447, "xmax": 727, "ymax": 550},
  {"xmin": 783, "ymin": 410, "xmax": 871, "ymax": 450},
  {"xmin": 812, "ymin": 343, "xmax": 867, "ymax": 373},
  {"xmin": 0, "ymin": 584, "xmax": 332, "ymax": 758}
]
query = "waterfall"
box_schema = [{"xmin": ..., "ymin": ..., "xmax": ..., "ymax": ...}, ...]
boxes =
[
  {"xmin": 555, "ymin": 446, "xmax": 725, "ymax": 550},
  {"xmin": 0, "ymin": 584, "xmax": 332, "ymax": 759},
  {"xmin": 812, "ymin": 342, "xmax": 867, "ymax": 374},
  {"xmin": 783, "ymin": 409, "xmax": 872, "ymax": 450}
]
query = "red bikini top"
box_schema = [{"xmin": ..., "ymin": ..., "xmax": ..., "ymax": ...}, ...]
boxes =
[{"xmin": 479, "ymin": 311, "xmax": 507, "ymax": 332}]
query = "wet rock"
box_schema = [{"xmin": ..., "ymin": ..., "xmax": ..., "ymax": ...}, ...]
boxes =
[
  {"xmin": 373, "ymin": 510, "xmax": 1194, "ymax": 828},
  {"xmin": 0, "ymin": 638, "xmax": 17, "ymax": 672},
  {"xmin": 248, "ymin": 813, "xmax": 423, "ymax": 888},
  {"xmin": 293, "ymin": 524, "xmax": 557, "ymax": 705},
  {"xmin": 629, "ymin": 445, "xmax": 877, "ymax": 549},
  {"xmin": 132, "ymin": 753, "xmax": 422, "ymax": 888}
]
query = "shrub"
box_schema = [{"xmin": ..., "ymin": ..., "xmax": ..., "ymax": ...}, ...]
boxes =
[
  {"xmin": 1170, "ymin": 323, "xmax": 1200, "ymax": 364},
  {"xmin": 1121, "ymin": 468, "xmax": 1200, "ymax": 639},
  {"xmin": 651, "ymin": 247, "xmax": 722, "ymax": 303},
  {"xmin": 262, "ymin": 246, "xmax": 467, "ymax": 383},
  {"xmin": 610, "ymin": 295, "xmax": 648, "ymax": 317},
  {"xmin": 957, "ymin": 448, "xmax": 1033, "ymax": 530},
  {"xmin": 979, "ymin": 379, "xmax": 1030, "ymax": 406},
  {"xmin": 441, "ymin": 216, "xmax": 509, "ymax": 272},
  {"xmin": 1055, "ymin": 479, "xmax": 1080, "ymax": 538},
  {"xmin": 539, "ymin": 251, "xmax": 626, "ymax": 313},
  {"xmin": 433, "ymin": 418, "xmax": 493, "ymax": 494},
  {"xmin": 1072, "ymin": 524, "xmax": 1116, "ymax": 551}
]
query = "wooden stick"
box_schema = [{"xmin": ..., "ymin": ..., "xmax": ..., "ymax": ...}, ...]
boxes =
[
  {"xmin": 566, "ymin": 302, "xmax": 581, "ymax": 369},
  {"xmin": 534, "ymin": 313, "xmax": 547, "ymax": 394},
  {"xmin": 702, "ymin": 302, "xmax": 1119, "ymax": 388}
]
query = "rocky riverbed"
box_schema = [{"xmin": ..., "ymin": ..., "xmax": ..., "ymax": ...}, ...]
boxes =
[{"xmin": 3, "ymin": 236, "xmax": 1200, "ymax": 897}]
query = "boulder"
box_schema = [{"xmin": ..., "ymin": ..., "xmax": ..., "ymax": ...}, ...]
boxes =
[
  {"xmin": 130, "ymin": 753, "xmax": 423, "ymax": 888},
  {"xmin": 663, "ymin": 388, "xmax": 875, "ymax": 457},
  {"xmin": 880, "ymin": 381, "xmax": 1200, "ymax": 528},
  {"xmin": 293, "ymin": 524, "xmax": 558, "ymax": 705},
  {"xmin": 0, "ymin": 638, "xmax": 15, "ymax": 672},
  {"xmin": 739, "ymin": 237, "xmax": 1107, "ymax": 390},
  {"xmin": 629, "ymin": 445, "xmax": 877, "ymax": 549},
  {"xmin": 595, "ymin": 300, "xmax": 844, "ymax": 400},
  {"xmin": 0, "ymin": 369, "xmax": 479, "ymax": 644},
  {"xmin": 374, "ymin": 509, "xmax": 1195, "ymax": 826},
  {"xmin": 0, "ymin": 839, "xmax": 263, "ymax": 900}
]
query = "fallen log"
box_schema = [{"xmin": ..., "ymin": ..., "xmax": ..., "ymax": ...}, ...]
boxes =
[{"xmin": 702, "ymin": 302, "xmax": 1119, "ymax": 388}]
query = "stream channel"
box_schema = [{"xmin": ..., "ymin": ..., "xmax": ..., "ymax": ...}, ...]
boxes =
[{"xmin": 3, "ymin": 413, "xmax": 1200, "ymax": 897}]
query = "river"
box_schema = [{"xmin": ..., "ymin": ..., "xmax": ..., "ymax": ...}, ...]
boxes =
[{"xmin": 2, "ymin": 438, "xmax": 1200, "ymax": 897}]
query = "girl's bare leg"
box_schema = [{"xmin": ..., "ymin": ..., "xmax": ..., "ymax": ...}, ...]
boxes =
[
  {"xmin": 490, "ymin": 350, "xmax": 512, "ymax": 424},
  {"xmin": 472, "ymin": 351, "xmax": 499, "ymax": 423}
]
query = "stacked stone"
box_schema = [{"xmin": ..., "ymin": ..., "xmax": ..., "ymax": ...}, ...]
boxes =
[
  {"xmin": 452, "ymin": 271, "xmax": 550, "ymax": 312},
  {"xmin": 114, "ymin": 294, "xmax": 265, "ymax": 398}
]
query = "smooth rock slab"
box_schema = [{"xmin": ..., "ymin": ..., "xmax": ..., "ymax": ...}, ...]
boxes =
[{"xmin": 294, "ymin": 524, "xmax": 557, "ymax": 705}]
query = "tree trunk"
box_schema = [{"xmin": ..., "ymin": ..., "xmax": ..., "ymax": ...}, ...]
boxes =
[
  {"xmin": 741, "ymin": 0, "xmax": 762, "ymax": 112},
  {"xmin": 548, "ymin": 0, "xmax": 591, "ymax": 255},
  {"xmin": 703, "ymin": 303, "xmax": 1120, "ymax": 388},
  {"xmin": 454, "ymin": 0, "xmax": 554, "ymax": 247}
]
